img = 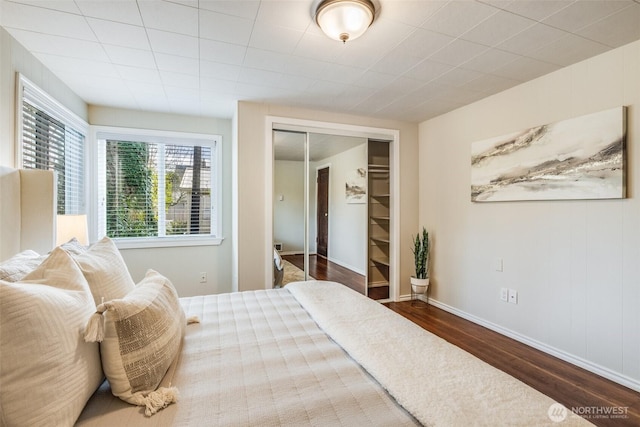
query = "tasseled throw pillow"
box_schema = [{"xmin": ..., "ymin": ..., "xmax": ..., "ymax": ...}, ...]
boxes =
[{"xmin": 84, "ymin": 269, "xmax": 186, "ymax": 416}]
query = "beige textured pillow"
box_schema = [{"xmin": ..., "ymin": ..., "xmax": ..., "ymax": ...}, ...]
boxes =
[
  {"xmin": 84, "ymin": 269, "xmax": 186, "ymax": 416},
  {"xmin": 60, "ymin": 237, "xmax": 89, "ymax": 256},
  {"xmin": 72, "ymin": 236, "xmax": 135, "ymax": 307},
  {"xmin": 0, "ymin": 248, "xmax": 103, "ymax": 427},
  {"xmin": 0, "ymin": 249, "xmax": 44, "ymax": 282}
]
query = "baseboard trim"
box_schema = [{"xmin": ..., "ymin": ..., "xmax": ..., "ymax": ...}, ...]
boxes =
[
  {"xmin": 425, "ymin": 297, "xmax": 640, "ymax": 393},
  {"xmin": 327, "ymin": 256, "xmax": 365, "ymax": 276}
]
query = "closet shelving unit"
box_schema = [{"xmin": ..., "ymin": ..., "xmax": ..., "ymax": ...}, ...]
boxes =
[{"xmin": 367, "ymin": 141, "xmax": 390, "ymax": 300}]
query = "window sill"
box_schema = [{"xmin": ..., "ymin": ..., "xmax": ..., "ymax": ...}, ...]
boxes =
[{"xmin": 112, "ymin": 236, "xmax": 224, "ymax": 250}]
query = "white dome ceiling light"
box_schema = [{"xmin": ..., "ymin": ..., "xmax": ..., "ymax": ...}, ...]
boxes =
[{"xmin": 315, "ymin": 0, "xmax": 376, "ymax": 43}]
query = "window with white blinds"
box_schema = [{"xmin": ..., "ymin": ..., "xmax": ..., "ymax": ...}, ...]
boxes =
[
  {"xmin": 18, "ymin": 74, "xmax": 87, "ymax": 215},
  {"xmin": 95, "ymin": 128, "xmax": 221, "ymax": 246}
]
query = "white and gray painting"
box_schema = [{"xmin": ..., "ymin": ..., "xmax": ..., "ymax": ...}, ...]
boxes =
[
  {"xmin": 471, "ymin": 107, "xmax": 626, "ymax": 202},
  {"xmin": 346, "ymin": 167, "xmax": 366, "ymax": 203}
]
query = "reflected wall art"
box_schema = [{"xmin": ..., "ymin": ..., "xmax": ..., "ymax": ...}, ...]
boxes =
[{"xmin": 471, "ymin": 107, "xmax": 626, "ymax": 202}]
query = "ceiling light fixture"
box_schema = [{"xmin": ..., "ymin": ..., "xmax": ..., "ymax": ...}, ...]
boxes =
[{"xmin": 315, "ymin": 0, "xmax": 375, "ymax": 44}]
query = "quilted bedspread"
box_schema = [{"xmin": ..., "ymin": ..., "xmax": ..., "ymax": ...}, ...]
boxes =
[{"xmin": 76, "ymin": 284, "xmax": 418, "ymax": 426}]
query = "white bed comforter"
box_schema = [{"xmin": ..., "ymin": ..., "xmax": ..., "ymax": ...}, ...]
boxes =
[{"xmin": 76, "ymin": 283, "xmax": 418, "ymax": 426}]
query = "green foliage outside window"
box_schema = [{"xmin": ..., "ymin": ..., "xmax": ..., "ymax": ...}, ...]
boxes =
[{"xmin": 106, "ymin": 141, "xmax": 157, "ymax": 237}]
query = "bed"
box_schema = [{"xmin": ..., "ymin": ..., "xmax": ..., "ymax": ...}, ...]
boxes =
[{"xmin": 0, "ymin": 167, "xmax": 591, "ymax": 426}]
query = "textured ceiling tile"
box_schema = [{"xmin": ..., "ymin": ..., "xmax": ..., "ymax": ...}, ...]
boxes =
[
  {"xmin": 577, "ymin": 5, "xmax": 640, "ymax": 47},
  {"xmin": 460, "ymin": 10, "xmax": 536, "ymax": 47},
  {"xmin": 496, "ymin": 23, "xmax": 568, "ymax": 55},
  {"xmin": 147, "ymin": 29, "xmax": 198, "ymax": 58},
  {"xmin": 2, "ymin": 1, "xmax": 95, "ymax": 40},
  {"xmin": 199, "ymin": 0, "xmax": 260, "ymax": 20},
  {"xmin": 542, "ymin": 0, "xmax": 633, "ymax": 32},
  {"xmin": 200, "ymin": 39, "xmax": 247, "ymax": 65},
  {"xmin": 75, "ymin": 0, "xmax": 142, "ymax": 25},
  {"xmin": 200, "ymin": 9, "xmax": 254, "ymax": 45},
  {"xmin": 248, "ymin": 22, "xmax": 305, "ymax": 54},
  {"xmin": 429, "ymin": 39, "xmax": 489, "ymax": 67},
  {"xmin": 527, "ymin": 33, "xmax": 611, "ymax": 66},
  {"xmin": 103, "ymin": 45, "xmax": 156, "ymax": 69},
  {"xmin": 490, "ymin": 0, "xmax": 574, "ymax": 21},
  {"xmin": 88, "ymin": 18, "xmax": 149, "ymax": 50},
  {"xmin": 138, "ymin": 0, "xmax": 198, "ymax": 36},
  {"xmin": 421, "ymin": 0, "xmax": 499, "ymax": 38}
]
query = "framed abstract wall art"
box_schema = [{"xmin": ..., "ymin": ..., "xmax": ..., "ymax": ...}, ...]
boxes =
[
  {"xmin": 471, "ymin": 107, "xmax": 626, "ymax": 202},
  {"xmin": 346, "ymin": 167, "xmax": 367, "ymax": 203}
]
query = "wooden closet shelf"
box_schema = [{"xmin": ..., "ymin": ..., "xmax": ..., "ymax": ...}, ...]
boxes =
[
  {"xmin": 370, "ymin": 237, "xmax": 390, "ymax": 244},
  {"xmin": 370, "ymin": 257, "xmax": 390, "ymax": 266}
]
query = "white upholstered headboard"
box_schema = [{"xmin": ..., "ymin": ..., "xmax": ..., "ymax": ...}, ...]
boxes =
[{"xmin": 0, "ymin": 166, "xmax": 56, "ymax": 261}]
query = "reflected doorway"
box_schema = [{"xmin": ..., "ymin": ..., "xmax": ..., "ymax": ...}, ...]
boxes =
[{"xmin": 316, "ymin": 166, "xmax": 329, "ymax": 258}]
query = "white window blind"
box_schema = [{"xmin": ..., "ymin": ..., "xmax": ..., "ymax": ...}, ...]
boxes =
[
  {"xmin": 18, "ymin": 74, "xmax": 87, "ymax": 215},
  {"xmin": 95, "ymin": 128, "xmax": 220, "ymax": 244}
]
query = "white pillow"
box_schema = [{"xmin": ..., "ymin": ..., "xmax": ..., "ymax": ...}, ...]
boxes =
[
  {"xmin": 84, "ymin": 269, "xmax": 186, "ymax": 416},
  {"xmin": 71, "ymin": 236, "xmax": 135, "ymax": 307},
  {"xmin": 0, "ymin": 247, "xmax": 103, "ymax": 427},
  {"xmin": 60, "ymin": 237, "xmax": 89, "ymax": 256},
  {"xmin": 0, "ymin": 249, "xmax": 44, "ymax": 282}
]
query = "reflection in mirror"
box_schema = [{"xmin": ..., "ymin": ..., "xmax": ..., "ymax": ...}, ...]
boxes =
[
  {"xmin": 273, "ymin": 130, "xmax": 306, "ymax": 287},
  {"xmin": 273, "ymin": 129, "xmax": 370, "ymax": 297}
]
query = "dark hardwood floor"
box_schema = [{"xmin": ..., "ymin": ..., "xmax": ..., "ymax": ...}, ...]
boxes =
[
  {"xmin": 283, "ymin": 254, "xmax": 365, "ymax": 294},
  {"xmin": 386, "ymin": 300, "xmax": 640, "ymax": 427},
  {"xmin": 283, "ymin": 254, "xmax": 390, "ymax": 300},
  {"xmin": 282, "ymin": 257, "xmax": 640, "ymax": 425}
]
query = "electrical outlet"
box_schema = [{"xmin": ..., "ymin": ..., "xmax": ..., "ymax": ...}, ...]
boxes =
[
  {"xmin": 500, "ymin": 287, "xmax": 508, "ymax": 302},
  {"xmin": 199, "ymin": 272, "xmax": 207, "ymax": 283},
  {"xmin": 508, "ymin": 289, "xmax": 518, "ymax": 304},
  {"xmin": 494, "ymin": 258, "xmax": 503, "ymax": 272}
]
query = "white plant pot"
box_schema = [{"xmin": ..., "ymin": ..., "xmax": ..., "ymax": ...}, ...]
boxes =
[{"xmin": 410, "ymin": 277, "xmax": 430, "ymax": 294}]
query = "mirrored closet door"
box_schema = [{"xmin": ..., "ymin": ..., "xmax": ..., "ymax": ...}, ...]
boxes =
[{"xmin": 273, "ymin": 128, "xmax": 391, "ymax": 301}]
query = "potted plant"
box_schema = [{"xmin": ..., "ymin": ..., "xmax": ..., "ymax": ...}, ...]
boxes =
[{"xmin": 411, "ymin": 228, "xmax": 430, "ymax": 295}]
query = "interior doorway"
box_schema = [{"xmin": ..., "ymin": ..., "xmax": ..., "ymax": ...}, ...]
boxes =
[{"xmin": 316, "ymin": 166, "xmax": 329, "ymax": 259}]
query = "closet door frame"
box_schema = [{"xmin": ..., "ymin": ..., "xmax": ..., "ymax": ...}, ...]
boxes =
[{"xmin": 265, "ymin": 116, "xmax": 400, "ymax": 302}]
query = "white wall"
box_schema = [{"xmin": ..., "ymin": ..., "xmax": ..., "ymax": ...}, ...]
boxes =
[
  {"xmin": 315, "ymin": 142, "xmax": 367, "ymax": 274},
  {"xmin": 0, "ymin": 27, "xmax": 87, "ymax": 167},
  {"xmin": 88, "ymin": 106, "xmax": 234, "ymax": 297},
  {"xmin": 273, "ymin": 160, "xmax": 305, "ymax": 254},
  {"xmin": 419, "ymin": 40, "xmax": 640, "ymax": 390},
  {"xmin": 234, "ymin": 102, "xmax": 419, "ymax": 294}
]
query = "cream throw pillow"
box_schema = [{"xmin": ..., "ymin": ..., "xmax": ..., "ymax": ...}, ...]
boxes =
[
  {"xmin": 72, "ymin": 236, "xmax": 135, "ymax": 307},
  {"xmin": 0, "ymin": 248, "xmax": 103, "ymax": 427},
  {"xmin": 84, "ymin": 269, "xmax": 186, "ymax": 416},
  {"xmin": 0, "ymin": 249, "xmax": 43, "ymax": 282}
]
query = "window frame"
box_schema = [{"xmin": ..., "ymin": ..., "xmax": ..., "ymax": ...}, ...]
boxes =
[
  {"xmin": 16, "ymin": 73, "xmax": 88, "ymax": 215},
  {"xmin": 91, "ymin": 125, "xmax": 223, "ymax": 249}
]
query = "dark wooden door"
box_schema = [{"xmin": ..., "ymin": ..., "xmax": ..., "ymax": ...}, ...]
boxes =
[{"xmin": 316, "ymin": 167, "xmax": 329, "ymax": 258}]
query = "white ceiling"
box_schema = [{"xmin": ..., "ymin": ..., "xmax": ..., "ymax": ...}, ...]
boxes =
[{"xmin": 2, "ymin": 0, "xmax": 639, "ymax": 123}]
